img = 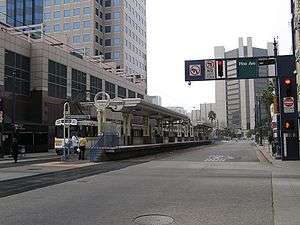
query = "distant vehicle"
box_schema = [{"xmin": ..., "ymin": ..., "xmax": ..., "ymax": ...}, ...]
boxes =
[{"xmin": 54, "ymin": 118, "xmax": 98, "ymax": 155}]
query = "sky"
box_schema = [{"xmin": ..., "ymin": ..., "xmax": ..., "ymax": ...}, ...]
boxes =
[{"xmin": 146, "ymin": 0, "xmax": 292, "ymax": 111}]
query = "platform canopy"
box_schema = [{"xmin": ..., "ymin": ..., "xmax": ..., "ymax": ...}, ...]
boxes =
[{"xmin": 81, "ymin": 98, "xmax": 190, "ymax": 122}]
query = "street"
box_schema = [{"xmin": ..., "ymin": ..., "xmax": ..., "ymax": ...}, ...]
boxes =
[{"xmin": 0, "ymin": 141, "xmax": 279, "ymax": 225}]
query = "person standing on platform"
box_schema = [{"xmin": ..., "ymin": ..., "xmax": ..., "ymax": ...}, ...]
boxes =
[
  {"xmin": 11, "ymin": 138, "xmax": 18, "ymax": 163},
  {"xmin": 79, "ymin": 136, "xmax": 87, "ymax": 160}
]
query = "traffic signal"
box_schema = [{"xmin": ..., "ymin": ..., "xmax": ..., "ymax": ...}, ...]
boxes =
[
  {"xmin": 283, "ymin": 78, "xmax": 292, "ymax": 96},
  {"xmin": 216, "ymin": 60, "xmax": 224, "ymax": 78},
  {"xmin": 283, "ymin": 120, "xmax": 294, "ymax": 130}
]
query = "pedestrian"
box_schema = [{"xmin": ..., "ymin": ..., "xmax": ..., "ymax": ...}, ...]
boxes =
[
  {"xmin": 11, "ymin": 138, "xmax": 18, "ymax": 163},
  {"xmin": 79, "ymin": 136, "xmax": 87, "ymax": 160},
  {"xmin": 72, "ymin": 135, "xmax": 79, "ymax": 154}
]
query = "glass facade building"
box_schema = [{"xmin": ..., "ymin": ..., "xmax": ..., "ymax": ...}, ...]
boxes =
[{"xmin": 2, "ymin": 0, "xmax": 43, "ymax": 26}]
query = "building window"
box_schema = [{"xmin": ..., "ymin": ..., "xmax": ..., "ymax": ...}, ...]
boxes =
[
  {"xmin": 73, "ymin": 22, "xmax": 80, "ymax": 29},
  {"xmin": 113, "ymin": 37, "xmax": 120, "ymax": 46},
  {"xmin": 71, "ymin": 69, "xmax": 86, "ymax": 97},
  {"xmin": 128, "ymin": 90, "xmax": 136, "ymax": 98},
  {"xmin": 73, "ymin": 8, "xmax": 80, "ymax": 16},
  {"xmin": 105, "ymin": 39, "xmax": 111, "ymax": 46},
  {"xmin": 73, "ymin": 35, "xmax": 81, "ymax": 43},
  {"xmin": 44, "ymin": 12, "xmax": 51, "ymax": 20},
  {"xmin": 113, "ymin": 0, "xmax": 120, "ymax": 6},
  {"xmin": 95, "ymin": 22, "xmax": 99, "ymax": 29},
  {"xmin": 113, "ymin": 51, "xmax": 120, "ymax": 60},
  {"xmin": 64, "ymin": 0, "xmax": 72, "ymax": 3},
  {"xmin": 90, "ymin": 76, "xmax": 102, "ymax": 100},
  {"xmin": 118, "ymin": 86, "xmax": 126, "ymax": 98},
  {"xmin": 114, "ymin": 25, "xmax": 120, "ymax": 32},
  {"xmin": 53, "ymin": 24, "xmax": 61, "ymax": 32},
  {"xmin": 44, "ymin": 0, "xmax": 52, "ymax": 6},
  {"xmin": 48, "ymin": 60, "xmax": 67, "ymax": 99},
  {"xmin": 83, "ymin": 7, "xmax": 91, "ymax": 15},
  {"xmin": 54, "ymin": 0, "xmax": 61, "ymax": 5},
  {"xmin": 105, "ymin": 0, "xmax": 111, "ymax": 7},
  {"xmin": 105, "ymin": 26, "xmax": 111, "ymax": 33},
  {"xmin": 83, "ymin": 34, "xmax": 91, "ymax": 42},
  {"xmin": 105, "ymin": 81, "xmax": 115, "ymax": 98},
  {"xmin": 95, "ymin": 8, "xmax": 99, "ymax": 16},
  {"xmin": 4, "ymin": 50, "xmax": 30, "ymax": 96},
  {"xmin": 54, "ymin": 11, "xmax": 61, "ymax": 18},
  {"xmin": 105, "ymin": 13, "xmax": 111, "ymax": 20},
  {"xmin": 113, "ymin": 12, "xmax": 120, "ymax": 19},
  {"xmin": 104, "ymin": 52, "xmax": 111, "ymax": 59},
  {"xmin": 64, "ymin": 9, "xmax": 71, "ymax": 17},
  {"xmin": 83, "ymin": 20, "xmax": 92, "ymax": 28},
  {"xmin": 64, "ymin": 23, "xmax": 72, "ymax": 30},
  {"xmin": 95, "ymin": 35, "xmax": 99, "ymax": 43},
  {"xmin": 137, "ymin": 93, "xmax": 144, "ymax": 99}
]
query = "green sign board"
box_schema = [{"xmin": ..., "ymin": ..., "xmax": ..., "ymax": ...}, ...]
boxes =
[{"xmin": 237, "ymin": 58, "xmax": 258, "ymax": 79}]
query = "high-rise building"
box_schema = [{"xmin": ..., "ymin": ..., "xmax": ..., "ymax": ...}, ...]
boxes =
[
  {"xmin": 146, "ymin": 95, "xmax": 162, "ymax": 106},
  {"xmin": 42, "ymin": 0, "xmax": 147, "ymax": 87},
  {"xmin": 215, "ymin": 37, "xmax": 274, "ymax": 132},
  {"xmin": 190, "ymin": 103, "xmax": 216, "ymax": 125},
  {"xmin": 0, "ymin": 0, "xmax": 43, "ymax": 26}
]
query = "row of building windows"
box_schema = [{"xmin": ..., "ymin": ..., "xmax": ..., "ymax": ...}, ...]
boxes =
[
  {"xmin": 125, "ymin": 52, "xmax": 145, "ymax": 71},
  {"xmin": 125, "ymin": 0, "xmax": 146, "ymax": 17},
  {"xmin": 44, "ymin": 21, "xmax": 92, "ymax": 33},
  {"xmin": 47, "ymin": 60, "xmax": 142, "ymax": 99},
  {"xmin": 72, "ymin": 34, "xmax": 92, "ymax": 43},
  {"xmin": 43, "ymin": 7, "xmax": 91, "ymax": 19},
  {"xmin": 4, "ymin": 50, "xmax": 31, "ymax": 96},
  {"xmin": 125, "ymin": 39, "xmax": 146, "ymax": 59},
  {"xmin": 44, "ymin": 0, "xmax": 83, "ymax": 6},
  {"xmin": 125, "ymin": 14, "xmax": 146, "ymax": 38},
  {"xmin": 125, "ymin": 26, "xmax": 146, "ymax": 49}
]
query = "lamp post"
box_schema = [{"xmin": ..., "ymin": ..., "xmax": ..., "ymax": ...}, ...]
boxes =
[{"xmin": 63, "ymin": 102, "xmax": 70, "ymax": 160}]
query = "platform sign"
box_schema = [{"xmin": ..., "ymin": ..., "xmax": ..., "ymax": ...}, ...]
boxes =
[
  {"xmin": 205, "ymin": 60, "xmax": 216, "ymax": 79},
  {"xmin": 283, "ymin": 97, "xmax": 295, "ymax": 113},
  {"xmin": 237, "ymin": 58, "xmax": 258, "ymax": 79}
]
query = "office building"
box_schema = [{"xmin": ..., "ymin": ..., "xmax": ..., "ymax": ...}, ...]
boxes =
[
  {"xmin": 215, "ymin": 37, "xmax": 274, "ymax": 132},
  {"xmin": 190, "ymin": 103, "xmax": 216, "ymax": 125},
  {"xmin": 146, "ymin": 95, "xmax": 161, "ymax": 106},
  {"xmin": 42, "ymin": 0, "xmax": 147, "ymax": 87},
  {"xmin": 0, "ymin": 0, "xmax": 43, "ymax": 26},
  {"xmin": 0, "ymin": 23, "xmax": 145, "ymax": 153}
]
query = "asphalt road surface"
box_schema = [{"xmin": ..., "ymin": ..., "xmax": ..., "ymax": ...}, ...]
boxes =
[{"xmin": 0, "ymin": 141, "xmax": 274, "ymax": 225}]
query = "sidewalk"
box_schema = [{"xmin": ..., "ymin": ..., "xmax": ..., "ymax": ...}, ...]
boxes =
[
  {"xmin": 256, "ymin": 142, "xmax": 300, "ymax": 225},
  {"xmin": 0, "ymin": 151, "xmax": 60, "ymax": 168}
]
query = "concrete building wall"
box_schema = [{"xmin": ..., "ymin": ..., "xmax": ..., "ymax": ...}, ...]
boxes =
[{"xmin": 214, "ymin": 46, "xmax": 227, "ymax": 128}]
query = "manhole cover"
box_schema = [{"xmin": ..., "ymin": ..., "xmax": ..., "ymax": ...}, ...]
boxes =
[{"xmin": 134, "ymin": 214, "xmax": 174, "ymax": 225}]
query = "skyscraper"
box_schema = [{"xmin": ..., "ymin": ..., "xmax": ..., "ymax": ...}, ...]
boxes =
[
  {"xmin": 42, "ymin": 0, "xmax": 147, "ymax": 84},
  {"xmin": 0, "ymin": 0, "xmax": 43, "ymax": 26},
  {"xmin": 215, "ymin": 37, "xmax": 274, "ymax": 132}
]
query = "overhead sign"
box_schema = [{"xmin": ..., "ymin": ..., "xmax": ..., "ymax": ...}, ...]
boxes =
[
  {"xmin": 237, "ymin": 58, "xmax": 258, "ymax": 79},
  {"xmin": 283, "ymin": 97, "xmax": 295, "ymax": 113},
  {"xmin": 189, "ymin": 64, "xmax": 202, "ymax": 76},
  {"xmin": 258, "ymin": 58, "xmax": 276, "ymax": 66},
  {"xmin": 205, "ymin": 60, "xmax": 216, "ymax": 79}
]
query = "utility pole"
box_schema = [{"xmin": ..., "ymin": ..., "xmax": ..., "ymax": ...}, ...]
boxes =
[
  {"xmin": 291, "ymin": 0, "xmax": 296, "ymax": 56},
  {"xmin": 11, "ymin": 71, "xmax": 16, "ymax": 146}
]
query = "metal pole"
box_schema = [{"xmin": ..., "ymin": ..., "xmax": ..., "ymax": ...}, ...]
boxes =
[
  {"xmin": 258, "ymin": 100, "xmax": 263, "ymax": 146},
  {"xmin": 11, "ymin": 71, "xmax": 16, "ymax": 149},
  {"xmin": 291, "ymin": 0, "xmax": 296, "ymax": 56}
]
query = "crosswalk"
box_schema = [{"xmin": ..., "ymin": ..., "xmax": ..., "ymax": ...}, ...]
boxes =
[{"xmin": 204, "ymin": 154, "xmax": 235, "ymax": 162}]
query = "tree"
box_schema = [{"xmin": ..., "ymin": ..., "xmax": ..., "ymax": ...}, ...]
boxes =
[{"xmin": 208, "ymin": 111, "xmax": 217, "ymax": 123}]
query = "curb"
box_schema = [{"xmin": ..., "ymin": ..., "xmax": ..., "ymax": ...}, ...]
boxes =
[{"xmin": 256, "ymin": 144, "xmax": 274, "ymax": 164}]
